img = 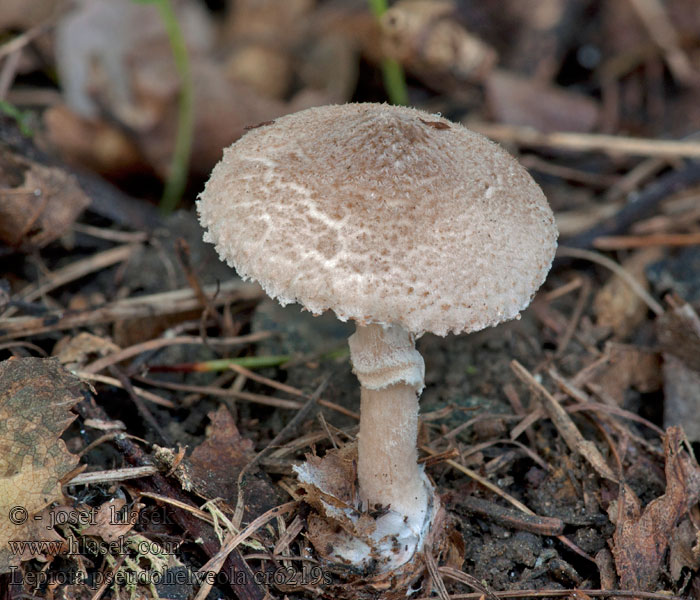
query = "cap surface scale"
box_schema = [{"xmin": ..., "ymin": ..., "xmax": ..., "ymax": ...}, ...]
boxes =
[{"xmin": 197, "ymin": 103, "xmax": 557, "ymax": 336}]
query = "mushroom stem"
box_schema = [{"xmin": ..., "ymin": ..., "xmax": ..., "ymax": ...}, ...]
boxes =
[{"xmin": 349, "ymin": 323, "xmax": 430, "ymax": 523}]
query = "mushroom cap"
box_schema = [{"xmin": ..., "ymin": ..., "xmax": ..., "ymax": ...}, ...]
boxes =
[{"xmin": 197, "ymin": 103, "xmax": 557, "ymax": 337}]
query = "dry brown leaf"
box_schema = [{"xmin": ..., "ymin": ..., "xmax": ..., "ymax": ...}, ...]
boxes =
[
  {"xmin": 0, "ymin": 0, "xmax": 60, "ymax": 30},
  {"xmin": 668, "ymin": 516, "xmax": 700, "ymax": 582},
  {"xmin": 82, "ymin": 498, "xmax": 143, "ymax": 542},
  {"xmin": 0, "ymin": 358, "xmax": 83, "ymax": 573},
  {"xmin": 186, "ymin": 406, "xmax": 281, "ymax": 518},
  {"xmin": 0, "ymin": 152, "xmax": 90, "ymax": 250},
  {"xmin": 594, "ymin": 248, "xmax": 662, "ymax": 339},
  {"xmin": 53, "ymin": 0, "xmax": 306, "ymax": 179},
  {"xmin": 663, "ymin": 353, "xmax": 700, "ymax": 442},
  {"xmin": 43, "ymin": 104, "xmax": 147, "ymax": 179},
  {"xmin": 592, "ymin": 343, "xmax": 662, "ymax": 406},
  {"xmin": 53, "ymin": 332, "xmax": 121, "ymax": 370},
  {"xmin": 609, "ymin": 427, "xmax": 700, "ymax": 591},
  {"xmin": 657, "ymin": 298, "xmax": 700, "ymax": 440},
  {"xmin": 381, "ymin": 0, "xmax": 497, "ymax": 85},
  {"xmin": 657, "ymin": 297, "xmax": 700, "ymax": 373},
  {"xmin": 485, "ymin": 70, "xmax": 600, "ymax": 134}
]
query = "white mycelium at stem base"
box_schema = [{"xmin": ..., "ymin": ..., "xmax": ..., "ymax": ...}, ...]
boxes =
[{"xmin": 349, "ymin": 323, "xmax": 434, "ymax": 562}]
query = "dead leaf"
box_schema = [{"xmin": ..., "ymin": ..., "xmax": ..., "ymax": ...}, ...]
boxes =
[
  {"xmin": 485, "ymin": 70, "xmax": 599, "ymax": 134},
  {"xmin": 0, "ymin": 358, "xmax": 83, "ymax": 573},
  {"xmin": 592, "ymin": 343, "xmax": 662, "ymax": 406},
  {"xmin": 53, "ymin": 332, "xmax": 121, "ymax": 369},
  {"xmin": 381, "ymin": 0, "xmax": 497, "ymax": 84},
  {"xmin": 668, "ymin": 516, "xmax": 700, "ymax": 582},
  {"xmin": 53, "ymin": 0, "xmax": 304, "ymax": 179},
  {"xmin": 594, "ymin": 248, "xmax": 663, "ymax": 339},
  {"xmin": 0, "ymin": 151, "xmax": 90, "ymax": 250},
  {"xmin": 663, "ymin": 353, "xmax": 700, "ymax": 442},
  {"xmin": 43, "ymin": 104, "xmax": 147, "ymax": 179},
  {"xmin": 0, "ymin": 0, "xmax": 60, "ymax": 31},
  {"xmin": 186, "ymin": 406, "xmax": 281, "ymax": 518},
  {"xmin": 657, "ymin": 297, "xmax": 700, "ymax": 373},
  {"xmin": 609, "ymin": 427, "xmax": 700, "ymax": 591},
  {"xmin": 82, "ymin": 498, "xmax": 143, "ymax": 542}
]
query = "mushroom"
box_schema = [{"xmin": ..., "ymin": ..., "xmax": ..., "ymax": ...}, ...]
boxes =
[{"xmin": 197, "ymin": 103, "xmax": 557, "ymax": 575}]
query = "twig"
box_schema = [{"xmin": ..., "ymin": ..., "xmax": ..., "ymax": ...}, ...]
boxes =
[
  {"xmin": 626, "ymin": 0, "xmax": 700, "ymax": 87},
  {"xmin": 75, "ymin": 371, "xmax": 176, "ymax": 408},
  {"xmin": 510, "ymin": 360, "xmax": 618, "ymax": 483},
  {"xmin": 0, "ymin": 9, "xmax": 66, "ymax": 60},
  {"xmin": 555, "ymin": 276, "xmax": 590, "ymax": 356},
  {"xmin": 72, "ymin": 223, "xmax": 149, "ymax": 244},
  {"xmin": 82, "ymin": 331, "xmax": 271, "ymax": 374},
  {"xmin": 420, "ymin": 444, "xmax": 594, "ymax": 562},
  {"xmin": 68, "ymin": 466, "xmax": 158, "ymax": 486},
  {"xmin": 1, "ymin": 244, "xmax": 139, "ymax": 319},
  {"xmin": 133, "ymin": 375, "xmax": 305, "ymax": 410},
  {"xmin": 593, "ymin": 232, "xmax": 700, "ymax": 249},
  {"xmin": 0, "ymin": 280, "xmax": 262, "ymax": 341},
  {"xmin": 174, "ymin": 237, "xmax": 227, "ymax": 332},
  {"xmin": 556, "ymin": 246, "xmax": 664, "ymax": 316},
  {"xmin": 416, "ymin": 587, "xmax": 685, "ymax": 599},
  {"xmin": 194, "ymin": 502, "xmax": 298, "ymax": 600},
  {"xmin": 564, "ymin": 161, "xmax": 700, "ymax": 249},
  {"xmin": 233, "ymin": 376, "xmax": 330, "ymax": 528},
  {"xmin": 109, "ymin": 365, "xmax": 172, "ymax": 445},
  {"xmin": 468, "ymin": 121, "xmax": 700, "ymax": 158},
  {"xmin": 457, "ymin": 496, "xmax": 564, "ymax": 536},
  {"xmin": 424, "ymin": 550, "xmax": 450, "ymax": 600}
]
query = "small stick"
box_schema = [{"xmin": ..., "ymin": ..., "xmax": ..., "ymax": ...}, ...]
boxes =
[
  {"xmin": 194, "ymin": 501, "xmax": 299, "ymax": 600},
  {"xmin": 626, "ymin": 0, "xmax": 700, "ymax": 87},
  {"xmin": 232, "ymin": 376, "xmax": 330, "ymax": 529},
  {"xmin": 511, "ymin": 360, "xmax": 617, "ymax": 483},
  {"xmin": 556, "ymin": 246, "xmax": 664, "ymax": 316},
  {"xmin": 76, "ymin": 371, "xmax": 176, "ymax": 408},
  {"xmin": 555, "ymin": 276, "xmax": 590, "ymax": 357},
  {"xmin": 593, "ymin": 232, "xmax": 700, "ymax": 249},
  {"xmin": 174, "ymin": 238, "xmax": 227, "ymax": 332},
  {"xmin": 421, "ymin": 444, "xmax": 594, "ymax": 563},
  {"xmin": 68, "ymin": 466, "xmax": 158, "ymax": 486},
  {"xmin": 458, "ymin": 496, "xmax": 564, "ymax": 536},
  {"xmin": 0, "ymin": 280, "xmax": 262, "ymax": 341},
  {"xmin": 1, "ymin": 243, "xmax": 138, "ymax": 319},
  {"xmin": 417, "ymin": 586, "xmax": 686, "ymax": 599},
  {"xmin": 82, "ymin": 331, "xmax": 271, "ymax": 374},
  {"xmin": 109, "ymin": 366, "xmax": 172, "ymax": 445},
  {"xmin": 468, "ymin": 121, "xmax": 700, "ymax": 158},
  {"xmin": 133, "ymin": 374, "xmax": 305, "ymax": 410},
  {"xmin": 565, "ymin": 161, "xmax": 700, "ymax": 250}
]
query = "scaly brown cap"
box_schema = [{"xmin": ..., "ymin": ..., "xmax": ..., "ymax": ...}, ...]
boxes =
[{"xmin": 197, "ymin": 103, "xmax": 557, "ymax": 336}]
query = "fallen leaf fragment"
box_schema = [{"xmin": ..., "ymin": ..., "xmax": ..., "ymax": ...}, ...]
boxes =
[
  {"xmin": 657, "ymin": 297, "xmax": 700, "ymax": 441},
  {"xmin": 591, "ymin": 342, "xmax": 661, "ymax": 407},
  {"xmin": 593, "ymin": 248, "xmax": 662, "ymax": 339},
  {"xmin": 609, "ymin": 427, "xmax": 700, "ymax": 591},
  {"xmin": 186, "ymin": 406, "xmax": 281, "ymax": 519},
  {"xmin": 82, "ymin": 498, "xmax": 142, "ymax": 542},
  {"xmin": 0, "ymin": 358, "xmax": 83, "ymax": 573},
  {"xmin": 485, "ymin": 69, "xmax": 599, "ymax": 134},
  {"xmin": 668, "ymin": 516, "xmax": 700, "ymax": 583},
  {"xmin": 53, "ymin": 332, "xmax": 121, "ymax": 370},
  {"xmin": 0, "ymin": 151, "xmax": 90, "ymax": 250},
  {"xmin": 657, "ymin": 296, "xmax": 700, "ymax": 373},
  {"xmin": 381, "ymin": 0, "xmax": 497, "ymax": 85},
  {"xmin": 663, "ymin": 354, "xmax": 700, "ymax": 442}
]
